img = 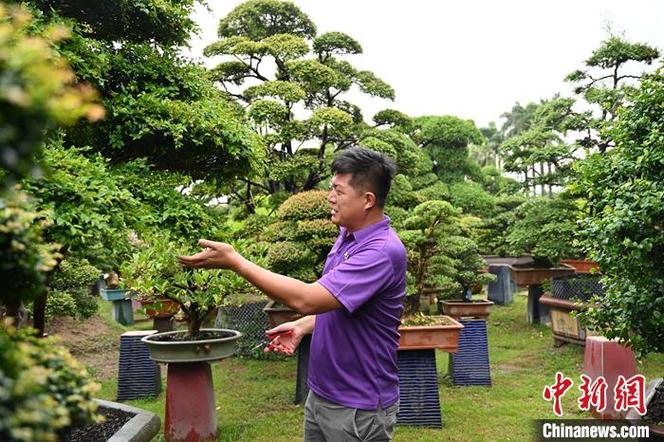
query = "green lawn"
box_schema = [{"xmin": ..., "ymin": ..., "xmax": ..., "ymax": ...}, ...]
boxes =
[{"xmin": 89, "ymin": 293, "xmax": 664, "ymax": 441}]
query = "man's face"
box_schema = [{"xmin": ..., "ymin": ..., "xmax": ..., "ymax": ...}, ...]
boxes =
[{"xmin": 327, "ymin": 173, "xmax": 369, "ymax": 230}]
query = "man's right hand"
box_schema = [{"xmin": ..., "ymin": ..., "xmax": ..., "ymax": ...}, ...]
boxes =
[
  {"xmin": 177, "ymin": 239, "xmax": 240, "ymax": 270},
  {"xmin": 264, "ymin": 321, "xmax": 304, "ymax": 355}
]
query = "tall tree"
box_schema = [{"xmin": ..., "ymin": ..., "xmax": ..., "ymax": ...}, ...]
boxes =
[
  {"xmin": 565, "ymin": 35, "xmax": 660, "ymax": 154},
  {"xmin": 499, "ymin": 97, "xmax": 588, "ymax": 194},
  {"xmin": 204, "ymin": 0, "xmax": 396, "ymax": 210},
  {"xmin": 409, "ymin": 115, "xmax": 484, "ymax": 184}
]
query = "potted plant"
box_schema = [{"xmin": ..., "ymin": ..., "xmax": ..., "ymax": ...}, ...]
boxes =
[
  {"xmin": 400, "ymin": 200, "xmax": 495, "ymax": 323},
  {"xmin": 397, "ymin": 200, "xmax": 482, "ymax": 350},
  {"xmin": 505, "ymin": 195, "xmax": 579, "ymax": 285},
  {"xmin": 437, "ymin": 234, "xmax": 496, "ymax": 320},
  {"xmin": 121, "ymin": 235, "xmax": 242, "ymax": 441}
]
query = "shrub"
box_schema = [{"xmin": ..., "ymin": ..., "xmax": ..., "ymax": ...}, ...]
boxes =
[
  {"xmin": 448, "ymin": 180, "xmax": 496, "ymax": 218},
  {"xmin": 48, "ymin": 258, "xmax": 100, "ymax": 319},
  {"xmin": 0, "ymin": 193, "xmax": 60, "ymax": 316},
  {"xmin": 506, "ymin": 193, "xmax": 583, "ymax": 264},
  {"xmin": 576, "ymin": 69, "xmax": 664, "ymax": 357},
  {"xmin": 44, "ymin": 290, "xmax": 77, "ymax": 319},
  {"xmin": 263, "ymin": 190, "xmax": 337, "ymax": 281},
  {"xmin": 0, "ymin": 326, "xmax": 100, "ymax": 442}
]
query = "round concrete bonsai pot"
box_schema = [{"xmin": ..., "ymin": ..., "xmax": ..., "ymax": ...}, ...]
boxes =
[{"xmin": 141, "ymin": 328, "xmax": 242, "ymax": 364}]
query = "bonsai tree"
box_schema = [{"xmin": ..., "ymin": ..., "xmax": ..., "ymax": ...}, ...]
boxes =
[
  {"xmin": 262, "ymin": 190, "xmax": 338, "ymax": 281},
  {"xmin": 399, "ymin": 200, "xmax": 494, "ymax": 316},
  {"xmin": 506, "ymin": 192, "xmax": 584, "ymax": 265},
  {"xmin": 475, "ymin": 194, "xmax": 526, "ymax": 256},
  {"xmin": 121, "ymin": 235, "xmax": 240, "ymax": 337}
]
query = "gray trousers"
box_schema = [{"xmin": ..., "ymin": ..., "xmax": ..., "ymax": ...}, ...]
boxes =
[{"xmin": 304, "ymin": 390, "xmax": 398, "ymax": 442}]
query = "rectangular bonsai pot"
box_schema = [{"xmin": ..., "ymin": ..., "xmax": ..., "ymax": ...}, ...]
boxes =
[
  {"xmin": 508, "ymin": 263, "xmax": 575, "ymax": 286},
  {"xmin": 398, "ymin": 315, "xmax": 464, "ymax": 352},
  {"xmin": 262, "ymin": 300, "xmax": 302, "ymax": 327}
]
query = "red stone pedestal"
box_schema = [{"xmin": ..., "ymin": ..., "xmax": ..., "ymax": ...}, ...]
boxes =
[
  {"xmin": 165, "ymin": 362, "xmax": 217, "ymax": 441},
  {"xmin": 583, "ymin": 336, "xmax": 637, "ymax": 419}
]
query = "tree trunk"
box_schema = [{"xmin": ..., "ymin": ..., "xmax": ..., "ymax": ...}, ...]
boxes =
[
  {"xmin": 188, "ymin": 317, "xmax": 203, "ymax": 338},
  {"xmin": 403, "ymin": 295, "xmax": 420, "ymax": 317},
  {"xmin": 32, "ymin": 291, "xmax": 47, "ymax": 337}
]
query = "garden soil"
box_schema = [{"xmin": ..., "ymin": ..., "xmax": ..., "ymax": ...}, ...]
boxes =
[{"xmin": 47, "ymin": 316, "xmax": 120, "ymax": 380}]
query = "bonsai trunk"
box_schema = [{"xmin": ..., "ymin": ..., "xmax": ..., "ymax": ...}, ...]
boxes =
[
  {"xmin": 404, "ymin": 295, "xmax": 420, "ymax": 317},
  {"xmin": 188, "ymin": 316, "xmax": 203, "ymax": 338}
]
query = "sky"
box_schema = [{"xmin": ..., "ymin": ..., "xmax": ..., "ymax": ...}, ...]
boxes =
[{"xmin": 187, "ymin": 0, "xmax": 664, "ymax": 128}]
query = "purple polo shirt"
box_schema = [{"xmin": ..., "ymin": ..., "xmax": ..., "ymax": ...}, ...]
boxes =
[{"xmin": 309, "ymin": 216, "xmax": 406, "ymax": 410}]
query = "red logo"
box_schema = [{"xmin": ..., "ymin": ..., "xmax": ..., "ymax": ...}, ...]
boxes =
[
  {"xmin": 543, "ymin": 372, "xmax": 574, "ymax": 416},
  {"xmin": 578, "ymin": 374, "xmax": 608, "ymax": 412},
  {"xmin": 614, "ymin": 375, "xmax": 646, "ymax": 415}
]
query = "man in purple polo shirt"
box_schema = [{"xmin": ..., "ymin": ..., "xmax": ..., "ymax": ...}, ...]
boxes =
[{"xmin": 178, "ymin": 147, "xmax": 406, "ymax": 441}]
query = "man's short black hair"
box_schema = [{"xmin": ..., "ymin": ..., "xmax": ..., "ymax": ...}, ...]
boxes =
[{"xmin": 331, "ymin": 147, "xmax": 397, "ymax": 208}]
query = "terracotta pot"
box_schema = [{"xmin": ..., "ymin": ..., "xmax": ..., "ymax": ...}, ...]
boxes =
[
  {"xmin": 441, "ymin": 300, "xmax": 494, "ymax": 320},
  {"xmin": 398, "ymin": 316, "xmax": 464, "ymax": 352},
  {"xmin": 539, "ymin": 296, "xmax": 593, "ymax": 346},
  {"xmin": 626, "ymin": 378, "xmax": 664, "ymax": 438},
  {"xmin": 560, "ymin": 259, "xmax": 600, "ymax": 274},
  {"xmin": 139, "ymin": 298, "xmax": 180, "ymax": 318},
  {"xmin": 263, "ymin": 300, "xmax": 302, "ymax": 327},
  {"xmin": 508, "ymin": 263, "xmax": 575, "ymax": 286}
]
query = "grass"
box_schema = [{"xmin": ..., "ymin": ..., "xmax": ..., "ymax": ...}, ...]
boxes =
[{"xmin": 85, "ymin": 292, "xmax": 664, "ymax": 441}]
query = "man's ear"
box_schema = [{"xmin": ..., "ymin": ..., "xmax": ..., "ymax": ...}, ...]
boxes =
[{"xmin": 364, "ymin": 192, "xmax": 377, "ymax": 210}]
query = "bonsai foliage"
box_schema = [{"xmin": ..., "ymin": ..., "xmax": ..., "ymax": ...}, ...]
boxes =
[
  {"xmin": 0, "ymin": 193, "xmax": 60, "ymax": 317},
  {"xmin": 0, "ymin": 325, "xmax": 101, "ymax": 442},
  {"xmin": 48, "ymin": 258, "xmax": 101, "ymax": 319},
  {"xmin": 576, "ymin": 68, "xmax": 664, "ymax": 357},
  {"xmin": 475, "ymin": 195, "xmax": 526, "ymax": 256},
  {"xmin": 410, "ymin": 115, "xmax": 484, "ymax": 184},
  {"xmin": 0, "ymin": 4, "xmax": 102, "ymax": 189},
  {"xmin": 24, "ymin": 142, "xmax": 141, "ymax": 270},
  {"xmin": 122, "ymin": 235, "xmax": 239, "ymax": 337},
  {"xmin": 399, "ymin": 200, "xmax": 493, "ymax": 316},
  {"xmin": 506, "ymin": 193, "xmax": 584, "ymax": 264},
  {"xmin": 262, "ymin": 190, "xmax": 338, "ymax": 281}
]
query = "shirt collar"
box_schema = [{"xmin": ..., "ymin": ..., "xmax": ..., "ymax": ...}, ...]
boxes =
[{"xmin": 341, "ymin": 216, "xmax": 391, "ymax": 244}]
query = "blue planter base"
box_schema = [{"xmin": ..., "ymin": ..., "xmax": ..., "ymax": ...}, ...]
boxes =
[
  {"xmin": 117, "ymin": 331, "xmax": 161, "ymax": 401},
  {"xmin": 396, "ymin": 349, "xmax": 442, "ymax": 428},
  {"xmin": 449, "ymin": 319, "xmax": 491, "ymax": 386},
  {"xmin": 527, "ymin": 284, "xmax": 549, "ymax": 324},
  {"xmin": 112, "ymin": 299, "xmax": 134, "ymax": 326},
  {"xmin": 487, "ymin": 264, "xmax": 513, "ymax": 305}
]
